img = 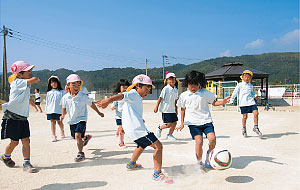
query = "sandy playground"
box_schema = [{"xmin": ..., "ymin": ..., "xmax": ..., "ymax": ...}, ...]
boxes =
[{"xmin": 0, "ymin": 102, "xmax": 299, "ymax": 190}]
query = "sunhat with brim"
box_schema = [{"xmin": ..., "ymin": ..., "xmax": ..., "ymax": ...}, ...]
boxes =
[
  {"xmin": 65, "ymin": 74, "xmax": 83, "ymax": 93},
  {"xmin": 126, "ymin": 74, "xmax": 155, "ymax": 92},
  {"xmin": 240, "ymin": 70, "xmax": 253, "ymax": 79},
  {"xmin": 11, "ymin": 61, "xmax": 35, "ymax": 74},
  {"xmin": 48, "ymin": 75, "xmax": 60, "ymax": 82},
  {"xmin": 166, "ymin": 72, "xmax": 176, "ymax": 79}
]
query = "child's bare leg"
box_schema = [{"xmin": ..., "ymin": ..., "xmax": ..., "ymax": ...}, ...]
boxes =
[
  {"xmin": 159, "ymin": 123, "xmax": 169, "ymax": 130},
  {"xmin": 130, "ymin": 147, "xmax": 144, "ymax": 162},
  {"xmin": 50, "ymin": 120, "xmax": 56, "ymax": 136},
  {"xmin": 150, "ymin": 140, "xmax": 163, "ymax": 171},
  {"xmin": 75, "ymin": 133, "xmax": 83, "ymax": 152},
  {"xmin": 21, "ymin": 138, "xmax": 30, "ymax": 159},
  {"xmin": 206, "ymin": 132, "xmax": 216, "ymax": 152},
  {"xmin": 57, "ymin": 120, "xmax": 65, "ymax": 135},
  {"xmin": 242, "ymin": 113, "xmax": 248, "ymax": 126},
  {"xmin": 168, "ymin": 122, "xmax": 176, "ymax": 135},
  {"xmin": 194, "ymin": 135, "xmax": 203, "ymax": 161},
  {"xmin": 5, "ymin": 140, "xmax": 19, "ymax": 156},
  {"xmin": 38, "ymin": 105, "xmax": 42, "ymax": 113},
  {"xmin": 119, "ymin": 126, "xmax": 125, "ymax": 145},
  {"xmin": 253, "ymin": 110, "xmax": 259, "ymax": 125}
]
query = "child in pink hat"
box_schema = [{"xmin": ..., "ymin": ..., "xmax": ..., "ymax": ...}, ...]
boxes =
[
  {"xmin": 60, "ymin": 74, "xmax": 104, "ymax": 162},
  {"xmin": 1, "ymin": 61, "xmax": 40, "ymax": 173},
  {"xmin": 97, "ymin": 74, "xmax": 174, "ymax": 184}
]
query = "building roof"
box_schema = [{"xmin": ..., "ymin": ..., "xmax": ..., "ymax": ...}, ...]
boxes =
[{"xmin": 205, "ymin": 62, "xmax": 269, "ymax": 80}]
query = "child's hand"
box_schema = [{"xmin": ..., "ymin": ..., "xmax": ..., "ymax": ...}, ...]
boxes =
[
  {"xmin": 154, "ymin": 107, "xmax": 158, "ymax": 113},
  {"xmin": 97, "ymin": 99, "xmax": 110, "ymax": 109},
  {"xmin": 223, "ymin": 96, "xmax": 231, "ymax": 104},
  {"xmin": 99, "ymin": 112, "xmax": 104, "ymax": 117},
  {"xmin": 111, "ymin": 107, "xmax": 116, "ymax": 110},
  {"xmin": 60, "ymin": 115, "xmax": 65, "ymax": 122},
  {"xmin": 176, "ymin": 124, "xmax": 184, "ymax": 131}
]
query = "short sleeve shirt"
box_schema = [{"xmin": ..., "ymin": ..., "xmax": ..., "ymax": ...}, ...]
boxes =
[
  {"xmin": 2, "ymin": 78, "xmax": 30, "ymax": 117},
  {"xmin": 46, "ymin": 89, "xmax": 65, "ymax": 114},
  {"xmin": 121, "ymin": 89, "xmax": 149, "ymax": 141},
  {"xmin": 158, "ymin": 85, "xmax": 178, "ymax": 113},
  {"xmin": 177, "ymin": 89, "xmax": 216, "ymax": 125},
  {"xmin": 61, "ymin": 91, "xmax": 93, "ymax": 124},
  {"xmin": 35, "ymin": 93, "xmax": 41, "ymax": 103}
]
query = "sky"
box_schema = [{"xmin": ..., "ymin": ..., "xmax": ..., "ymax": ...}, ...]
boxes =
[{"xmin": 0, "ymin": 0, "xmax": 299, "ymax": 71}]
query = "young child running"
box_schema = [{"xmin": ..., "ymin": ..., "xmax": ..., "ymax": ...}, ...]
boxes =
[
  {"xmin": 111, "ymin": 79, "xmax": 130, "ymax": 148},
  {"xmin": 97, "ymin": 74, "xmax": 174, "ymax": 183},
  {"xmin": 154, "ymin": 72, "xmax": 178, "ymax": 140},
  {"xmin": 34, "ymin": 88, "xmax": 43, "ymax": 113},
  {"xmin": 1, "ymin": 61, "xmax": 40, "ymax": 173},
  {"xmin": 46, "ymin": 76, "xmax": 65, "ymax": 142},
  {"xmin": 230, "ymin": 70, "xmax": 262, "ymax": 138},
  {"xmin": 176, "ymin": 70, "xmax": 230, "ymax": 170},
  {"xmin": 60, "ymin": 74, "xmax": 104, "ymax": 162}
]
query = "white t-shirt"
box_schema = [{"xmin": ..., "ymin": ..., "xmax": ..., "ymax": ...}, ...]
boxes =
[
  {"xmin": 111, "ymin": 93, "xmax": 125, "ymax": 119},
  {"xmin": 121, "ymin": 89, "xmax": 149, "ymax": 141},
  {"xmin": 35, "ymin": 93, "xmax": 41, "ymax": 103},
  {"xmin": 2, "ymin": 78, "xmax": 30, "ymax": 117},
  {"xmin": 230, "ymin": 81, "xmax": 257, "ymax": 107},
  {"xmin": 46, "ymin": 89, "xmax": 65, "ymax": 114},
  {"xmin": 177, "ymin": 89, "xmax": 216, "ymax": 125},
  {"xmin": 61, "ymin": 91, "xmax": 93, "ymax": 124},
  {"xmin": 158, "ymin": 84, "xmax": 178, "ymax": 113}
]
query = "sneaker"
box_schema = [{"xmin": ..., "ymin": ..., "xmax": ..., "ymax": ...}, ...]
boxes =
[
  {"xmin": 126, "ymin": 162, "xmax": 143, "ymax": 170},
  {"xmin": 156, "ymin": 126, "xmax": 162, "ymax": 138},
  {"xmin": 199, "ymin": 162, "xmax": 206, "ymax": 173},
  {"xmin": 242, "ymin": 127, "xmax": 247, "ymax": 138},
  {"xmin": 119, "ymin": 143, "xmax": 126, "ymax": 149},
  {"xmin": 74, "ymin": 152, "xmax": 85, "ymax": 162},
  {"xmin": 61, "ymin": 131, "xmax": 65, "ymax": 139},
  {"xmin": 0, "ymin": 155, "xmax": 15, "ymax": 168},
  {"xmin": 166, "ymin": 134, "xmax": 177, "ymax": 141},
  {"xmin": 52, "ymin": 135, "xmax": 57, "ymax": 142},
  {"xmin": 152, "ymin": 172, "xmax": 174, "ymax": 184},
  {"xmin": 83, "ymin": 135, "xmax": 92, "ymax": 146},
  {"xmin": 253, "ymin": 127, "xmax": 263, "ymax": 138},
  {"xmin": 23, "ymin": 162, "xmax": 37, "ymax": 173},
  {"xmin": 205, "ymin": 151, "xmax": 212, "ymax": 168}
]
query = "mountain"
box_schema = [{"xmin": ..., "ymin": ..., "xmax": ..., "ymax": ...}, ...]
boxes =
[{"xmin": 0, "ymin": 52, "xmax": 299, "ymax": 93}]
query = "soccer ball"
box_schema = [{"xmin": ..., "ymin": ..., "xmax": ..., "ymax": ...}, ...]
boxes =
[{"xmin": 209, "ymin": 149, "xmax": 232, "ymax": 170}]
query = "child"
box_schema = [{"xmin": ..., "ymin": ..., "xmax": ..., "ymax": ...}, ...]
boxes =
[
  {"xmin": 46, "ymin": 76, "xmax": 65, "ymax": 142},
  {"xmin": 1, "ymin": 61, "xmax": 40, "ymax": 173},
  {"xmin": 230, "ymin": 70, "xmax": 262, "ymax": 138},
  {"xmin": 60, "ymin": 74, "xmax": 104, "ymax": 162},
  {"xmin": 176, "ymin": 70, "xmax": 230, "ymax": 170},
  {"xmin": 34, "ymin": 88, "xmax": 43, "ymax": 113},
  {"xmin": 111, "ymin": 79, "xmax": 130, "ymax": 148},
  {"xmin": 97, "ymin": 74, "xmax": 173, "ymax": 184},
  {"xmin": 154, "ymin": 72, "xmax": 178, "ymax": 140}
]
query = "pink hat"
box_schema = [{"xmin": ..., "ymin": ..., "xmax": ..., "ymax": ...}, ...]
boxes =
[
  {"xmin": 66, "ymin": 74, "xmax": 81, "ymax": 84},
  {"xmin": 48, "ymin": 75, "xmax": 60, "ymax": 82},
  {"xmin": 11, "ymin": 61, "xmax": 35, "ymax": 74},
  {"xmin": 126, "ymin": 74, "xmax": 155, "ymax": 92},
  {"xmin": 166, "ymin": 72, "xmax": 176, "ymax": 79}
]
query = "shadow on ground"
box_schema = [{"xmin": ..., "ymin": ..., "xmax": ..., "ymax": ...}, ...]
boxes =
[
  {"xmin": 225, "ymin": 176, "xmax": 254, "ymax": 183},
  {"xmin": 231, "ymin": 155, "xmax": 285, "ymax": 169},
  {"xmin": 35, "ymin": 181, "xmax": 108, "ymax": 190},
  {"xmin": 260, "ymin": 132, "xmax": 298, "ymax": 140}
]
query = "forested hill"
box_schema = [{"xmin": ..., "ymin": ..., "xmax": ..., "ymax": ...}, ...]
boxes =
[{"xmin": 1, "ymin": 52, "xmax": 299, "ymax": 93}]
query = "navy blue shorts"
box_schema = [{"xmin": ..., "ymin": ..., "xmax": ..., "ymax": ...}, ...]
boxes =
[
  {"xmin": 35, "ymin": 102, "xmax": 41, "ymax": 106},
  {"xmin": 162, "ymin": 113, "xmax": 178, "ymax": 123},
  {"xmin": 116, "ymin": 119, "xmax": 122, "ymax": 126},
  {"xmin": 188, "ymin": 122, "xmax": 215, "ymax": 139},
  {"xmin": 70, "ymin": 121, "xmax": 86, "ymax": 139},
  {"xmin": 47, "ymin": 113, "xmax": 61, "ymax": 120},
  {"xmin": 134, "ymin": 132, "xmax": 158, "ymax": 149},
  {"xmin": 1, "ymin": 119, "xmax": 30, "ymax": 141},
  {"xmin": 240, "ymin": 105, "xmax": 258, "ymax": 114}
]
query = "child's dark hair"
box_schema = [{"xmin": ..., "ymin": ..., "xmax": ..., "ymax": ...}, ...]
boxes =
[
  {"xmin": 35, "ymin": 88, "xmax": 40, "ymax": 92},
  {"xmin": 183, "ymin": 70, "xmax": 206, "ymax": 88},
  {"xmin": 47, "ymin": 77, "xmax": 63, "ymax": 92},
  {"xmin": 114, "ymin": 79, "xmax": 130, "ymax": 93}
]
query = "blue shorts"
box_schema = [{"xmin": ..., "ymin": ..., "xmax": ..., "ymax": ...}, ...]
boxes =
[
  {"xmin": 188, "ymin": 122, "xmax": 215, "ymax": 139},
  {"xmin": 1, "ymin": 119, "xmax": 30, "ymax": 141},
  {"xmin": 162, "ymin": 113, "xmax": 178, "ymax": 123},
  {"xmin": 240, "ymin": 105, "xmax": 258, "ymax": 114},
  {"xmin": 134, "ymin": 132, "xmax": 158, "ymax": 149},
  {"xmin": 116, "ymin": 119, "xmax": 122, "ymax": 126},
  {"xmin": 70, "ymin": 121, "xmax": 86, "ymax": 139},
  {"xmin": 35, "ymin": 102, "xmax": 41, "ymax": 106},
  {"xmin": 47, "ymin": 114, "xmax": 61, "ymax": 120}
]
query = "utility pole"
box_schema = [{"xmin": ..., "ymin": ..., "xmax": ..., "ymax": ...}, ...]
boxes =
[
  {"xmin": 145, "ymin": 58, "xmax": 148, "ymax": 76},
  {"xmin": 1, "ymin": 25, "xmax": 8, "ymax": 101},
  {"xmin": 162, "ymin": 55, "xmax": 167, "ymax": 80}
]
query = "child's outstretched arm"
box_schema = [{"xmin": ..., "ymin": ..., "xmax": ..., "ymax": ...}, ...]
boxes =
[
  {"xmin": 91, "ymin": 102, "xmax": 104, "ymax": 117},
  {"xmin": 154, "ymin": 97, "xmax": 162, "ymax": 113},
  {"xmin": 176, "ymin": 107, "xmax": 186, "ymax": 131},
  {"xmin": 97, "ymin": 94, "xmax": 124, "ymax": 109},
  {"xmin": 60, "ymin": 108, "xmax": 67, "ymax": 122},
  {"xmin": 230, "ymin": 84, "xmax": 240, "ymax": 104},
  {"xmin": 26, "ymin": 77, "xmax": 40, "ymax": 85},
  {"xmin": 212, "ymin": 96, "xmax": 231, "ymax": 106}
]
